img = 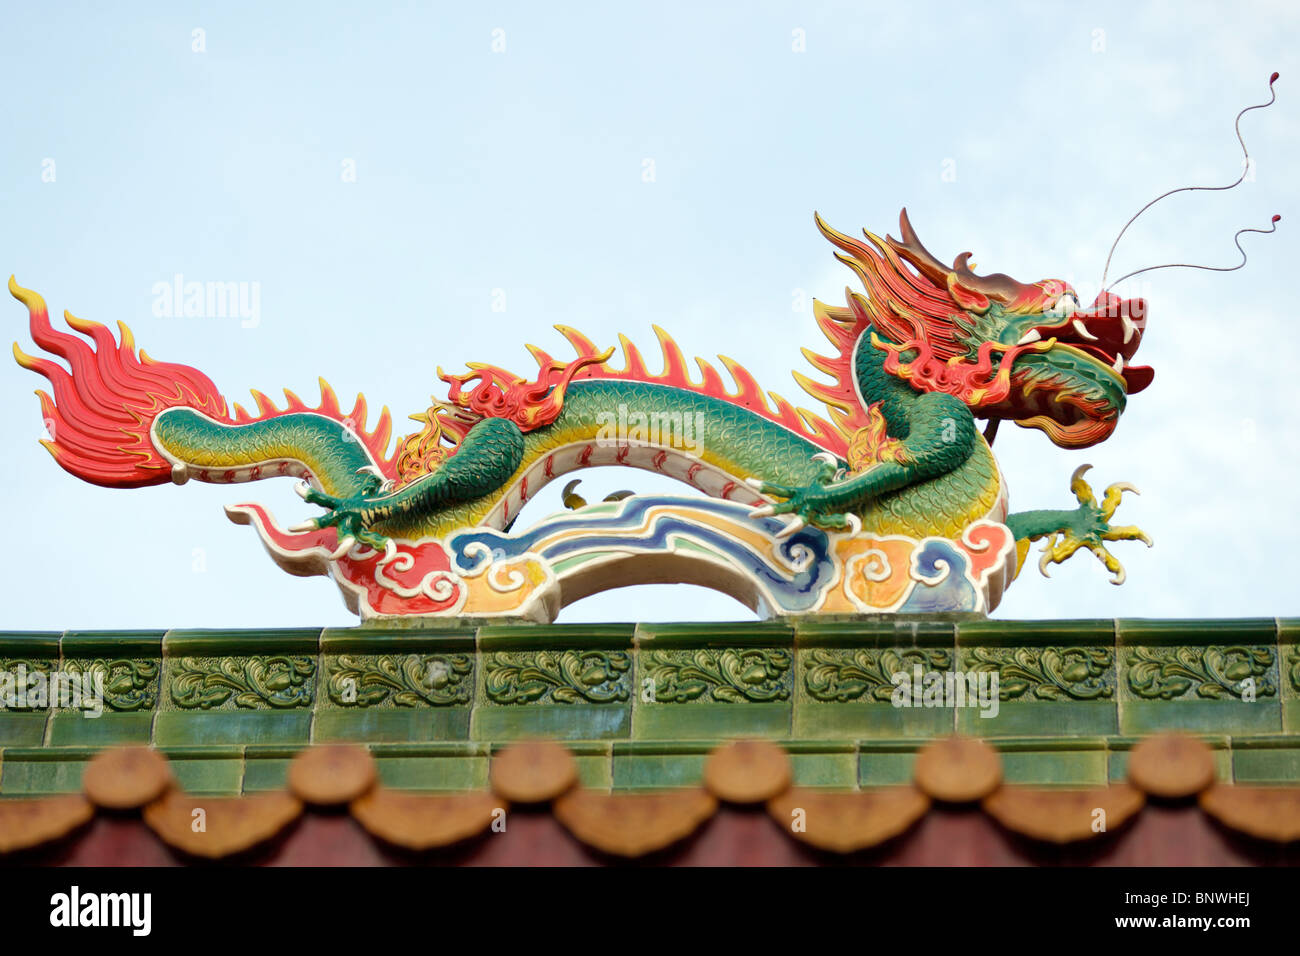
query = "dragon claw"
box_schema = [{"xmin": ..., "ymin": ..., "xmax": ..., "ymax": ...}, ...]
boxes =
[
  {"xmin": 354, "ymin": 465, "xmax": 394, "ymax": 496},
  {"xmin": 1069, "ymin": 464, "xmax": 1097, "ymax": 507},
  {"xmin": 1100, "ymin": 481, "xmax": 1140, "ymax": 520},
  {"xmin": 296, "ymin": 477, "xmax": 396, "ymax": 561},
  {"xmin": 775, "ymin": 515, "xmax": 805, "ymax": 539},
  {"xmin": 1102, "ymin": 524, "xmax": 1153, "ymax": 548},
  {"xmin": 353, "ymin": 528, "xmax": 392, "ymax": 552},
  {"xmin": 297, "ymin": 483, "xmax": 341, "ymax": 509},
  {"xmin": 814, "ymin": 460, "xmax": 839, "ymax": 483},
  {"xmin": 749, "ymin": 455, "xmax": 861, "ymax": 537},
  {"xmin": 751, "ymin": 487, "xmax": 857, "ymax": 537},
  {"xmin": 1036, "ymin": 468, "xmax": 1150, "ymax": 584},
  {"xmin": 1037, "ymin": 533, "xmax": 1062, "ymax": 578}
]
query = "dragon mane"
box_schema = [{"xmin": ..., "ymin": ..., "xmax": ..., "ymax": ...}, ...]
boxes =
[{"xmin": 800, "ymin": 211, "xmax": 1072, "ymax": 430}]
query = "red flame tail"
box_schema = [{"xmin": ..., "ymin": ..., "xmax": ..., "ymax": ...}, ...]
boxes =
[
  {"xmin": 11, "ymin": 279, "xmax": 403, "ymax": 488},
  {"xmin": 10, "ymin": 277, "xmax": 231, "ymax": 488}
]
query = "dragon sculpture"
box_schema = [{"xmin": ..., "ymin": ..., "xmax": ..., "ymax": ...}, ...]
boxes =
[
  {"xmin": 8, "ymin": 210, "xmax": 1156, "ymax": 621},
  {"xmin": 10, "ymin": 75, "xmax": 1282, "ymax": 621}
]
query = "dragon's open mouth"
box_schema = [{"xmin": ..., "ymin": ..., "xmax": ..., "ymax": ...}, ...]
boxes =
[{"xmin": 1016, "ymin": 293, "xmax": 1154, "ymax": 395}]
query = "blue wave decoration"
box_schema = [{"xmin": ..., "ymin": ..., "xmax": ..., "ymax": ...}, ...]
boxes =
[
  {"xmin": 448, "ymin": 495, "xmax": 836, "ymax": 612},
  {"xmin": 897, "ymin": 539, "xmax": 980, "ymax": 612}
]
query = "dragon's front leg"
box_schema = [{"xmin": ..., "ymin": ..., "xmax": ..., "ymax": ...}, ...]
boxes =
[
  {"xmin": 295, "ymin": 416, "xmax": 525, "ymax": 554},
  {"xmin": 1005, "ymin": 464, "xmax": 1153, "ymax": 584},
  {"xmin": 751, "ymin": 392, "xmax": 977, "ymax": 535}
]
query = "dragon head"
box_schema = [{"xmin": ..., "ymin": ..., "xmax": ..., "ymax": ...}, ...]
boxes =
[{"xmin": 811, "ymin": 210, "xmax": 1153, "ymax": 448}]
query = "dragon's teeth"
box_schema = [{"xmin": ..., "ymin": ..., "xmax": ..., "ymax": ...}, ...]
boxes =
[
  {"xmin": 1072, "ymin": 319, "xmax": 1099, "ymax": 341},
  {"xmin": 1121, "ymin": 314, "xmax": 1137, "ymax": 343},
  {"xmin": 1017, "ymin": 329, "xmax": 1042, "ymax": 345},
  {"xmin": 1112, "ymin": 353, "xmax": 1125, "ymax": 373}
]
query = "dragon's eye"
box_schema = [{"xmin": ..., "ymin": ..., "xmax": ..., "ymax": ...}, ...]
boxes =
[{"xmin": 1047, "ymin": 293, "xmax": 1081, "ymax": 317}]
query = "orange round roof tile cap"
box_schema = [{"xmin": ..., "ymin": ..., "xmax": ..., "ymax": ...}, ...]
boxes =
[
  {"xmin": 351, "ymin": 788, "xmax": 506, "ymax": 851},
  {"xmin": 288, "ymin": 744, "xmax": 377, "ymax": 805},
  {"xmin": 1198, "ymin": 784, "xmax": 1300, "ymax": 843},
  {"xmin": 913, "ymin": 737, "xmax": 1001, "ymax": 803},
  {"xmin": 982, "ymin": 785, "xmax": 1145, "ymax": 844},
  {"xmin": 768, "ymin": 787, "xmax": 929, "ymax": 853},
  {"xmin": 704, "ymin": 739, "xmax": 792, "ymax": 804},
  {"xmin": 553, "ymin": 788, "xmax": 717, "ymax": 858},
  {"xmin": 490, "ymin": 740, "xmax": 578, "ymax": 803},
  {"xmin": 143, "ymin": 790, "xmax": 303, "ymax": 859},
  {"xmin": 0, "ymin": 795, "xmax": 96, "ymax": 854},
  {"xmin": 1127, "ymin": 734, "xmax": 1215, "ymax": 798},
  {"xmin": 82, "ymin": 746, "xmax": 173, "ymax": 810}
]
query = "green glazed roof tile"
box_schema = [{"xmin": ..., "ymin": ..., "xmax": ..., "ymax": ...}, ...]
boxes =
[
  {"xmin": 635, "ymin": 621, "xmax": 793, "ymax": 648},
  {"xmin": 61, "ymin": 630, "xmax": 165, "ymax": 657},
  {"xmin": 989, "ymin": 736, "xmax": 1108, "ymax": 753},
  {"xmin": 0, "ymin": 632, "xmax": 62, "ymax": 657},
  {"xmin": 478, "ymin": 623, "xmax": 635, "ymax": 651},
  {"xmin": 781, "ymin": 739, "xmax": 858, "ymax": 754},
  {"xmin": 1116, "ymin": 618, "xmax": 1277, "ymax": 646},
  {"xmin": 368, "ymin": 741, "xmax": 489, "ymax": 757},
  {"xmin": 795, "ymin": 618, "xmax": 954, "ymax": 648},
  {"xmin": 958, "ymin": 618, "xmax": 1116, "ymax": 647},
  {"xmin": 321, "ymin": 625, "xmax": 475, "ymax": 654},
  {"xmin": 162, "ymin": 627, "xmax": 323, "ymax": 656},
  {"xmin": 1106, "ymin": 734, "xmax": 1231, "ymax": 751}
]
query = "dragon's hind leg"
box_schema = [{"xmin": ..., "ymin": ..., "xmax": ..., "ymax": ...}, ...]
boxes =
[{"xmin": 293, "ymin": 416, "xmax": 526, "ymax": 552}]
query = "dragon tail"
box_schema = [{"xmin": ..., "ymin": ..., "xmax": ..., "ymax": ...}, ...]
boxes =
[{"xmin": 9, "ymin": 278, "xmax": 395, "ymax": 497}]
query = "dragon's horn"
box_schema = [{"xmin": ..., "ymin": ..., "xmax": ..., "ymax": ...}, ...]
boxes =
[
  {"xmin": 887, "ymin": 209, "xmax": 952, "ymax": 288},
  {"xmin": 889, "ymin": 208, "xmax": 1039, "ymax": 309},
  {"xmin": 949, "ymin": 251, "xmax": 1034, "ymax": 306}
]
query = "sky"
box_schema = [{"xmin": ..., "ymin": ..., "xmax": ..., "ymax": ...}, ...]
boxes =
[{"xmin": 0, "ymin": 0, "xmax": 1296, "ymax": 630}]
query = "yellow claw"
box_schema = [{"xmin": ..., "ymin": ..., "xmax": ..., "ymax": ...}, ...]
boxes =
[
  {"xmin": 1038, "ymin": 467, "xmax": 1151, "ymax": 585},
  {"xmin": 1100, "ymin": 481, "xmax": 1140, "ymax": 520},
  {"xmin": 1038, "ymin": 532, "xmax": 1133, "ymax": 585},
  {"xmin": 1102, "ymin": 524, "xmax": 1154, "ymax": 548},
  {"xmin": 1069, "ymin": 464, "xmax": 1098, "ymax": 507},
  {"xmin": 1087, "ymin": 543, "xmax": 1127, "ymax": 586},
  {"xmin": 1036, "ymin": 534, "xmax": 1058, "ymax": 577},
  {"xmin": 1037, "ymin": 532, "xmax": 1084, "ymax": 577}
]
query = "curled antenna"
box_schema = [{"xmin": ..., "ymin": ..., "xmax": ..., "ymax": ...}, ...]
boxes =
[
  {"xmin": 1099, "ymin": 72, "xmax": 1279, "ymax": 291},
  {"xmin": 1105, "ymin": 215, "xmax": 1280, "ymax": 287}
]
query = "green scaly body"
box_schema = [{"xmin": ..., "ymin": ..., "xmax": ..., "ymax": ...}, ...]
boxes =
[{"xmin": 153, "ymin": 337, "xmax": 1006, "ymax": 543}]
